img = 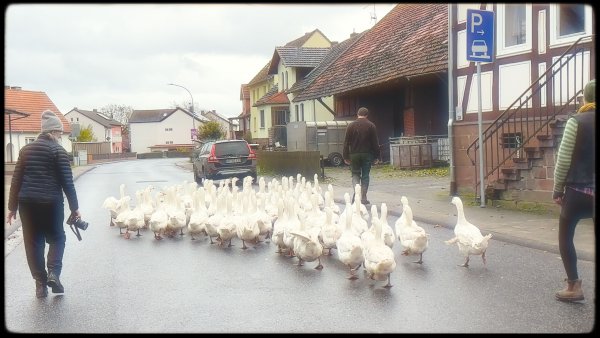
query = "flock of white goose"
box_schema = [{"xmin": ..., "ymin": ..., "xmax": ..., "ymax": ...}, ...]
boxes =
[{"xmin": 102, "ymin": 174, "xmax": 492, "ymax": 288}]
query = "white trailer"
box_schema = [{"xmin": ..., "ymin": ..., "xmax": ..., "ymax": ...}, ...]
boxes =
[{"xmin": 286, "ymin": 120, "xmax": 352, "ymax": 166}]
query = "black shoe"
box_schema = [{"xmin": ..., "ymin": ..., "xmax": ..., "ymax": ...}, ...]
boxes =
[
  {"xmin": 361, "ymin": 200, "xmax": 370, "ymax": 205},
  {"xmin": 36, "ymin": 281, "xmax": 48, "ymax": 298},
  {"xmin": 47, "ymin": 272, "xmax": 64, "ymax": 294}
]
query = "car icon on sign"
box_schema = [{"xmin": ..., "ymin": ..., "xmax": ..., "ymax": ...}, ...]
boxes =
[{"xmin": 471, "ymin": 40, "xmax": 490, "ymax": 59}]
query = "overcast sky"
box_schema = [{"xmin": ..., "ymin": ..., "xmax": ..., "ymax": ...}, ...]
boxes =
[{"xmin": 5, "ymin": 3, "xmax": 396, "ymax": 119}]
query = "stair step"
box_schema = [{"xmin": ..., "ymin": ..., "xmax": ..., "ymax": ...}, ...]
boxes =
[
  {"xmin": 536, "ymin": 134, "xmax": 555, "ymax": 147},
  {"xmin": 514, "ymin": 160, "xmax": 532, "ymax": 170},
  {"xmin": 524, "ymin": 147, "xmax": 543, "ymax": 159}
]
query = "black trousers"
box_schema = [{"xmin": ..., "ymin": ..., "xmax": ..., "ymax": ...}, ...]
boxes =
[
  {"xmin": 558, "ymin": 188, "xmax": 595, "ymax": 281},
  {"xmin": 18, "ymin": 201, "xmax": 66, "ymax": 283}
]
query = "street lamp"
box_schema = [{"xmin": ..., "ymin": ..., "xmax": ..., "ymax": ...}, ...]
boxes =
[{"xmin": 167, "ymin": 83, "xmax": 196, "ymax": 140}]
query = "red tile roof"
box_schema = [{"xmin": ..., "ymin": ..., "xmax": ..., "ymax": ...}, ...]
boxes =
[
  {"xmin": 4, "ymin": 87, "xmax": 71, "ymax": 133},
  {"xmin": 254, "ymin": 87, "xmax": 289, "ymax": 106},
  {"xmin": 295, "ymin": 4, "xmax": 448, "ymax": 101}
]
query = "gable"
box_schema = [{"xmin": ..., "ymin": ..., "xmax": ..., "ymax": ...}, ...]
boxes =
[{"xmin": 4, "ymin": 87, "xmax": 71, "ymax": 133}]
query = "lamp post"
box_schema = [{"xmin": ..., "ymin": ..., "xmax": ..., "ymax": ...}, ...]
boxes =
[{"xmin": 167, "ymin": 83, "xmax": 196, "ymax": 140}]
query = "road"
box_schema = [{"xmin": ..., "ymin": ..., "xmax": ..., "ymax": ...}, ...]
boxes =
[{"xmin": 4, "ymin": 158, "xmax": 595, "ymax": 333}]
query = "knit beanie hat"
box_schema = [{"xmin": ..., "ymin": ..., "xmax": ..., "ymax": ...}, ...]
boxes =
[
  {"xmin": 583, "ymin": 79, "xmax": 595, "ymax": 103},
  {"xmin": 41, "ymin": 110, "xmax": 64, "ymax": 133}
]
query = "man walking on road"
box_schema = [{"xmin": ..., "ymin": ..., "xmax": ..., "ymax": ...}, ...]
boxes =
[
  {"xmin": 342, "ymin": 106, "xmax": 380, "ymax": 205},
  {"xmin": 7, "ymin": 110, "xmax": 81, "ymax": 299}
]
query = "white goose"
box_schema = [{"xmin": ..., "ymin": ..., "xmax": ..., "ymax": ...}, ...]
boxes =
[
  {"xmin": 445, "ymin": 196, "xmax": 493, "ymax": 267},
  {"xmin": 397, "ymin": 204, "xmax": 429, "ymax": 264},
  {"xmin": 363, "ymin": 208, "xmax": 396, "ymax": 288},
  {"xmin": 188, "ymin": 188, "xmax": 209, "ymax": 240},
  {"xmin": 236, "ymin": 192, "xmax": 260, "ymax": 249},
  {"xmin": 271, "ymin": 199, "xmax": 287, "ymax": 254},
  {"xmin": 204, "ymin": 191, "xmax": 225, "ymax": 244},
  {"xmin": 290, "ymin": 212, "xmax": 324, "ymax": 270},
  {"xmin": 320, "ymin": 207, "xmax": 342, "ymax": 256},
  {"xmin": 336, "ymin": 201, "xmax": 365, "ymax": 280},
  {"xmin": 124, "ymin": 190, "xmax": 146, "ymax": 239},
  {"xmin": 102, "ymin": 183, "xmax": 126, "ymax": 227},
  {"xmin": 216, "ymin": 192, "xmax": 237, "ymax": 247}
]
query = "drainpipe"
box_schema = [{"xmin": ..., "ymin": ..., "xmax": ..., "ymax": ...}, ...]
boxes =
[{"xmin": 447, "ymin": 4, "xmax": 457, "ymax": 196}]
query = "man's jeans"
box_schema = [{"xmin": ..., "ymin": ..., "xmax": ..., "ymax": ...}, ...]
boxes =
[
  {"xmin": 19, "ymin": 201, "xmax": 66, "ymax": 283},
  {"xmin": 349, "ymin": 152, "xmax": 373, "ymax": 189}
]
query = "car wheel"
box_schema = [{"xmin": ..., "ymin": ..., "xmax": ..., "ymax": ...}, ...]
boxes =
[{"xmin": 329, "ymin": 153, "xmax": 343, "ymax": 167}]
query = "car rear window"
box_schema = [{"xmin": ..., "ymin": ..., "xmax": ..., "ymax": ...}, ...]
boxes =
[{"xmin": 214, "ymin": 142, "xmax": 249, "ymax": 157}]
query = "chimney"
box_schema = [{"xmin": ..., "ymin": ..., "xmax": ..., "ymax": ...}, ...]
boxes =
[
  {"xmin": 10, "ymin": 86, "xmax": 22, "ymax": 90},
  {"xmin": 93, "ymin": 109, "xmax": 97, "ymax": 112}
]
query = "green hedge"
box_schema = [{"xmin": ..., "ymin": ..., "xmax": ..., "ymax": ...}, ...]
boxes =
[{"xmin": 257, "ymin": 150, "xmax": 321, "ymax": 178}]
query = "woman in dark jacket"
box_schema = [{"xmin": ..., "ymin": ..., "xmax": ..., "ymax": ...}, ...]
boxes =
[{"xmin": 7, "ymin": 110, "xmax": 81, "ymax": 298}]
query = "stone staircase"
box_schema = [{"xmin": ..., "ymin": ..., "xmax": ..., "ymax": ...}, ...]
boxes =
[{"xmin": 487, "ymin": 115, "xmax": 570, "ymax": 211}]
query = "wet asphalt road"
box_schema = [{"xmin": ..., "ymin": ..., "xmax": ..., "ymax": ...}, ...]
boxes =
[{"xmin": 4, "ymin": 158, "xmax": 595, "ymax": 333}]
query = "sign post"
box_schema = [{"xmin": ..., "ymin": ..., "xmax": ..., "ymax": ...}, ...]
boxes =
[{"xmin": 467, "ymin": 9, "xmax": 494, "ymax": 208}]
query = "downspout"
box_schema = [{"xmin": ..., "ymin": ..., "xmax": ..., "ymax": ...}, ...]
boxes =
[{"xmin": 447, "ymin": 4, "xmax": 457, "ymax": 196}]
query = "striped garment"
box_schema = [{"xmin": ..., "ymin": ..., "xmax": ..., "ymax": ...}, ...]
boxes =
[{"xmin": 553, "ymin": 103, "xmax": 595, "ymax": 195}]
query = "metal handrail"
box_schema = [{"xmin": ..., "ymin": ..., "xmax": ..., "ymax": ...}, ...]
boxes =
[{"xmin": 465, "ymin": 34, "xmax": 594, "ymax": 194}]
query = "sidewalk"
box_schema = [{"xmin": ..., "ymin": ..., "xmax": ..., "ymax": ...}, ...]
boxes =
[{"xmin": 5, "ymin": 160, "xmax": 595, "ymax": 261}]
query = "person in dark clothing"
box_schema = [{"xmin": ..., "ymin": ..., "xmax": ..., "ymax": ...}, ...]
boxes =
[
  {"xmin": 7, "ymin": 110, "xmax": 81, "ymax": 299},
  {"xmin": 552, "ymin": 79, "xmax": 595, "ymax": 302},
  {"xmin": 342, "ymin": 107, "xmax": 380, "ymax": 205}
]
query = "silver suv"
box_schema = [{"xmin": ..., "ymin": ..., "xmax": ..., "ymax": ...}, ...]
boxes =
[{"xmin": 192, "ymin": 140, "xmax": 257, "ymax": 184}]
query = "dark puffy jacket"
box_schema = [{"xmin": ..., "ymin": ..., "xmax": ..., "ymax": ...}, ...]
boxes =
[{"xmin": 8, "ymin": 133, "xmax": 79, "ymax": 212}]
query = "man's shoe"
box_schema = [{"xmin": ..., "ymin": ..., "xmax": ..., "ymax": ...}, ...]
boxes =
[
  {"xmin": 36, "ymin": 281, "xmax": 48, "ymax": 298},
  {"xmin": 47, "ymin": 272, "xmax": 64, "ymax": 294}
]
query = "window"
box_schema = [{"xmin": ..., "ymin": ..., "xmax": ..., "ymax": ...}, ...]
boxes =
[
  {"xmin": 497, "ymin": 4, "xmax": 531, "ymax": 57},
  {"xmin": 295, "ymin": 105, "xmax": 299, "ymax": 121},
  {"xmin": 70, "ymin": 117, "xmax": 73, "ymax": 122},
  {"xmin": 550, "ymin": 4, "xmax": 592, "ymax": 47},
  {"xmin": 505, "ymin": 5, "xmax": 526, "ymax": 47},
  {"xmin": 166, "ymin": 141, "xmax": 173, "ymax": 145},
  {"xmin": 165, "ymin": 128, "xmax": 172, "ymax": 131},
  {"xmin": 558, "ymin": 4, "xmax": 585, "ymax": 36},
  {"xmin": 260, "ymin": 110, "xmax": 265, "ymax": 128},
  {"xmin": 25, "ymin": 137, "xmax": 35, "ymax": 144},
  {"xmin": 502, "ymin": 133, "xmax": 523, "ymax": 149},
  {"xmin": 285, "ymin": 71, "xmax": 289, "ymax": 90},
  {"xmin": 76, "ymin": 117, "xmax": 79, "ymax": 122},
  {"xmin": 300, "ymin": 103, "xmax": 304, "ymax": 121}
]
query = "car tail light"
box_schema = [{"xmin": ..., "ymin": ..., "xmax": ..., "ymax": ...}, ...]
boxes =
[
  {"xmin": 208, "ymin": 144, "xmax": 218, "ymax": 163},
  {"xmin": 247, "ymin": 143, "xmax": 257, "ymax": 160}
]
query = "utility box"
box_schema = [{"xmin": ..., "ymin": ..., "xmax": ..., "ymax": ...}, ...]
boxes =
[
  {"xmin": 78, "ymin": 150, "xmax": 88, "ymax": 166},
  {"xmin": 286, "ymin": 120, "xmax": 351, "ymax": 166}
]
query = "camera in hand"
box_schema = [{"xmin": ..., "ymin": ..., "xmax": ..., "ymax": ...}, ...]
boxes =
[{"xmin": 67, "ymin": 214, "xmax": 89, "ymax": 231}]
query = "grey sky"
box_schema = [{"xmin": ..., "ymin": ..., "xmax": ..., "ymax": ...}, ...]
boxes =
[{"xmin": 5, "ymin": 3, "xmax": 396, "ymax": 118}]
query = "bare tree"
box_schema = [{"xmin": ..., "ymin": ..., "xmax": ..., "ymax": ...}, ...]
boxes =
[
  {"xmin": 100, "ymin": 104, "xmax": 133, "ymax": 124},
  {"xmin": 100, "ymin": 104, "xmax": 133, "ymax": 151},
  {"xmin": 169, "ymin": 101, "xmax": 208, "ymax": 115}
]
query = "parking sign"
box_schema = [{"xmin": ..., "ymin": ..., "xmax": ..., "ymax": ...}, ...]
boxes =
[{"xmin": 466, "ymin": 9, "xmax": 494, "ymax": 62}]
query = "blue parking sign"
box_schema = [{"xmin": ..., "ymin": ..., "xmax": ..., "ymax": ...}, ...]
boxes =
[{"xmin": 466, "ymin": 9, "xmax": 494, "ymax": 62}]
